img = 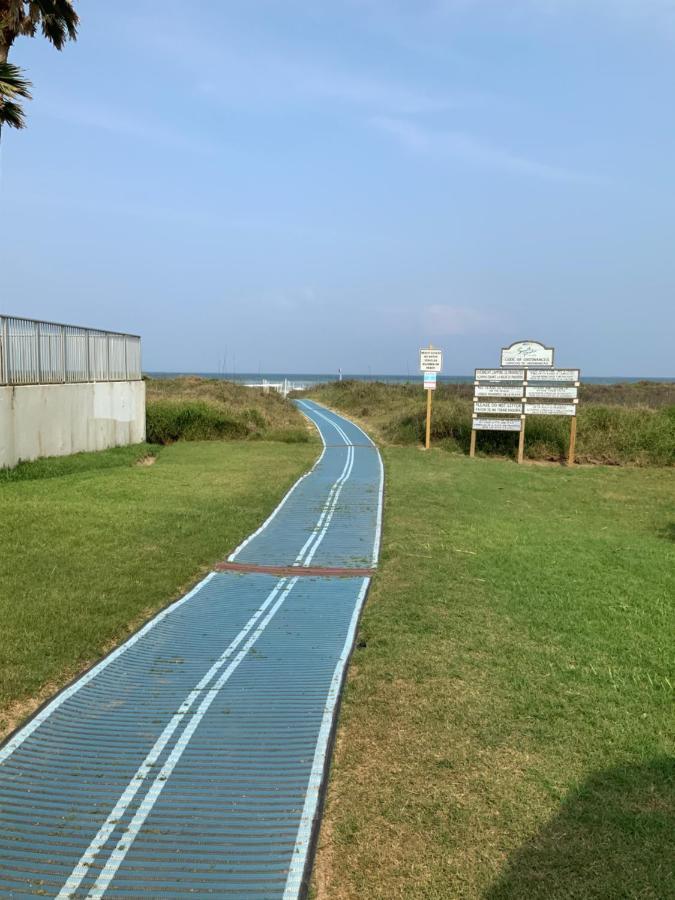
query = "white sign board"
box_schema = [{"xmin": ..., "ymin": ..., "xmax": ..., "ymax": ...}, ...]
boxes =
[
  {"xmin": 525, "ymin": 403, "xmax": 577, "ymax": 416},
  {"xmin": 474, "ymin": 402, "xmax": 523, "ymax": 414},
  {"xmin": 526, "ymin": 368, "xmax": 580, "ymax": 383},
  {"xmin": 424, "ymin": 372, "xmax": 437, "ymax": 391},
  {"xmin": 472, "ymin": 417, "xmax": 522, "ymax": 432},
  {"xmin": 526, "ymin": 386, "xmax": 578, "ymax": 399},
  {"xmin": 475, "ymin": 368, "xmax": 525, "ymax": 382},
  {"xmin": 419, "ymin": 348, "xmax": 443, "ymax": 373},
  {"xmin": 475, "ymin": 385, "xmax": 524, "ymax": 398},
  {"xmin": 501, "ymin": 340, "xmax": 554, "ymax": 368}
]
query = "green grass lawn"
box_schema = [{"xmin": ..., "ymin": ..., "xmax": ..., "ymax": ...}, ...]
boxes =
[
  {"xmin": 0, "ymin": 440, "xmax": 316, "ymax": 737},
  {"xmin": 314, "ymin": 450, "xmax": 674, "ymax": 899}
]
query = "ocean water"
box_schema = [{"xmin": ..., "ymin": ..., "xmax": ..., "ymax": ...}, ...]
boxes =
[{"xmin": 148, "ymin": 372, "xmax": 674, "ymax": 388}]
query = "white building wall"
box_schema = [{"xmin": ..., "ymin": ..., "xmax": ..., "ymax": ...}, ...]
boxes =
[{"xmin": 0, "ymin": 381, "xmax": 146, "ymax": 468}]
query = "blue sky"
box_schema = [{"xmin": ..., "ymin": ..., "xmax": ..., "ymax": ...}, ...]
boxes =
[{"xmin": 2, "ymin": 0, "xmax": 674, "ymax": 375}]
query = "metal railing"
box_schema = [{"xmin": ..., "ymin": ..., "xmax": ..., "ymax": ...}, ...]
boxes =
[{"xmin": 0, "ymin": 314, "xmax": 142, "ymax": 386}]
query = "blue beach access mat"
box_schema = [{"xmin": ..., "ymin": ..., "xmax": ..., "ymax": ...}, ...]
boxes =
[{"xmin": 0, "ymin": 401, "xmax": 383, "ymax": 899}]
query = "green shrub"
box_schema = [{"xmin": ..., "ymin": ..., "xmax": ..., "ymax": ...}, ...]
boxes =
[
  {"xmin": 145, "ymin": 400, "xmax": 312, "ymax": 446},
  {"xmin": 146, "ymin": 401, "xmax": 250, "ymax": 444}
]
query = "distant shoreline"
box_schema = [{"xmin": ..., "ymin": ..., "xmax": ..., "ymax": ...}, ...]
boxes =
[{"xmin": 146, "ymin": 372, "xmax": 675, "ymax": 386}]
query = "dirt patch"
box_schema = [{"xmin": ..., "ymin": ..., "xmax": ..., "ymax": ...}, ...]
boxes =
[{"xmin": 0, "ymin": 682, "xmax": 64, "ymax": 745}]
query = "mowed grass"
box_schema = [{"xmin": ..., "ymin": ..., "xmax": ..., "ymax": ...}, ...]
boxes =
[
  {"xmin": 0, "ymin": 440, "xmax": 316, "ymax": 736},
  {"xmin": 314, "ymin": 450, "xmax": 674, "ymax": 899}
]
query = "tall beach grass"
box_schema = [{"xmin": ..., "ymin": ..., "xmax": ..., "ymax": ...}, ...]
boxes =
[{"xmin": 299, "ymin": 380, "xmax": 675, "ymax": 466}]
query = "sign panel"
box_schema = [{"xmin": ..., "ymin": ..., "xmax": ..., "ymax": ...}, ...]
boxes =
[
  {"xmin": 475, "ymin": 368, "xmax": 525, "ymax": 382},
  {"xmin": 501, "ymin": 340, "xmax": 554, "ymax": 368},
  {"xmin": 475, "ymin": 385, "xmax": 524, "ymax": 398},
  {"xmin": 419, "ymin": 348, "xmax": 443, "ymax": 373},
  {"xmin": 526, "ymin": 386, "xmax": 578, "ymax": 399},
  {"xmin": 525, "ymin": 403, "xmax": 577, "ymax": 416},
  {"xmin": 472, "ymin": 417, "xmax": 522, "ymax": 432},
  {"xmin": 423, "ymin": 372, "xmax": 437, "ymax": 391},
  {"xmin": 526, "ymin": 368, "xmax": 580, "ymax": 383},
  {"xmin": 474, "ymin": 402, "xmax": 523, "ymax": 414}
]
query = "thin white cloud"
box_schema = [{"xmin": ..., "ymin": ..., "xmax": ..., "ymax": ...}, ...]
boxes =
[
  {"xmin": 39, "ymin": 99, "xmax": 214, "ymax": 155},
  {"xmin": 342, "ymin": 0, "xmax": 675, "ymax": 40},
  {"xmin": 372, "ymin": 115, "xmax": 600, "ymax": 182},
  {"xmin": 423, "ymin": 304, "xmax": 500, "ymax": 335},
  {"xmin": 357, "ymin": 0, "xmax": 675, "ymax": 20},
  {"xmin": 194, "ymin": 58, "xmax": 462, "ymax": 115},
  {"xmin": 125, "ymin": 17, "xmax": 481, "ymax": 116}
]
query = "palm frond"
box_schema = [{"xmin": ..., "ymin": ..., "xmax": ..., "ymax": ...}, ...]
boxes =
[
  {"xmin": 33, "ymin": 0, "xmax": 79, "ymax": 49},
  {"xmin": 1, "ymin": 1, "xmax": 78, "ymax": 49},
  {"xmin": 0, "ymin": 61, "xmax": 32, "ymax": 98},
  {"xmin": 0, "ymin": 97, "xmax": 26, "ymax": 128},
  {"xmin": 0, "ymin": 61, "xmax": 32, "ymax": 129}
]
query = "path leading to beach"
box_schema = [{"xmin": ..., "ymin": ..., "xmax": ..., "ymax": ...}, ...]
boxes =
[{"xmin": 0, "ymin": 401, "xmax": 383, "ymax": 899}]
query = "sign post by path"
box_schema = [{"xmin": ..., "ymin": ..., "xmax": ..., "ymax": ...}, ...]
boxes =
[
  {"xmin": 471, "ymin": 341, "xmax": 580, "ymax": 464},
  {"xmin": 419, "ymin": 344, "xmax": 442, "ymax": 450},
  {"xmin": 568, "ymin": 417, "xmax": 577, "ymax": 466}
]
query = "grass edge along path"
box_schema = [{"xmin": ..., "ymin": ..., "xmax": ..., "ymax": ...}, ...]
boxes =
[
  {"xmin": 0, "ymin": 439, "xmax": 318, "ymax": 740},
  {"xmin": 312, "ymin": 448, "xmax": 675, "ymax": 900}
]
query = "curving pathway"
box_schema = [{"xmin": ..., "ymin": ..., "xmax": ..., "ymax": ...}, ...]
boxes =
[{"xmin": 0, "ymin": 401, "xmax": 383, "ymax": 899}]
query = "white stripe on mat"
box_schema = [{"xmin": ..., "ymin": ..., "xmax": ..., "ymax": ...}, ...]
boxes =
[
  {"xmin": 283, "ymin": 576, "xmax": 371, "ymax": 899},
  {"xmin": 58, "ymin": 577, "xmax": 298, "ymax": 900},
  {"xmin": 0, "ymin": 572, "xmax": 216, "ymax": 766}
]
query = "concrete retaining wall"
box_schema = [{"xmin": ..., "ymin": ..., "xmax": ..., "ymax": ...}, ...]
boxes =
[{"xmin": 0, "ymin": 381, "xmax": 146, "ymax": 469}]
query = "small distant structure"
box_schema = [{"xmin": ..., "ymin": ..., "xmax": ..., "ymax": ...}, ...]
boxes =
[{"xmin": 244, "ymin": 378, "xmax": 307, "ymax": 398}]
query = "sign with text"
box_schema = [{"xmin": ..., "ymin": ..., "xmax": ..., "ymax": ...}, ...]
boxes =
[
  {"xmin": 471, "ymin": 341, "xmax": 580, "ymax": 464},
  {"xmin": 525, "ymin": 403, "xmax": 577, "ymax": 416},
  {"xmin": 475, "ymin": 385, "xmax": 524, "ymax": 398},
  {"xmin": 501, "ymin": 340, "xmax": 554, "ymax": 368},
  {"xmin": 474, "ymin": 402, "xmax": 523, "ymax": 414},
  {"xmin": 424, "ymin": 372, "xmax": 437, "ymax": 391},
  {"xmin": 526, "ymin": 368, "xmax": 580, "ymax": 383},
  {"xmin": 475, "ymin": 368, "xmax": 525, "ymax": 382},
  {"xmin": 526, "ymin": 386, "xmax": 578, "ymax": 399},
  {"xmin": 419, "ymin": 347, "xmax": 443, "ymax": 372},
  {"xmin": 472, "ymin": 417, "xmax": 523, "ymax": 432}
]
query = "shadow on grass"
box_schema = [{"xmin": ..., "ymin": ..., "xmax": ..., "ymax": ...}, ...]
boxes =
[
  {"xmin": 660, "ymin": 523, "xmax": 675, "ymax": 542},
  {"xmin": 486, "ymin": 757, "xmax": 674, "ymax": 900}
]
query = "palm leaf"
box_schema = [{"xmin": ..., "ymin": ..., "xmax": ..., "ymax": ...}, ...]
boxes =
[
  {"xmin": 1, "ymin": 1, "xmax": 78, "ymax": 50},
  {"xmin": 0, "ymin": 98, "xmax": 26, "ymax": 128},
  {"xmin": 32, "ymin": 1, "xmax": 79, "ymax": 49},
  {"xmin": 0, "ymin": 61, "xmax": 32, "ymax": 130}
]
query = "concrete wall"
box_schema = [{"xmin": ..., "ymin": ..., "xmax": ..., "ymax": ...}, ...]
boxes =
[{"xmin": 0, "ymin": 381, "xmax": 146, "ymax": 469}]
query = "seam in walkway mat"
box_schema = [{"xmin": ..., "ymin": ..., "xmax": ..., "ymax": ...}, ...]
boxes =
[{"xmin": 0, "ymin": 400, "xmax": 383, "ymax": 899}]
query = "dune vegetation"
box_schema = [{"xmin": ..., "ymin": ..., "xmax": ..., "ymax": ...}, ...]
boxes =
[
  {"xmin": 299, "ymin": 380, "xmax": 675, "ymax": 467},
  {"xmin": 145, "ymin": 376, "xmax": 315, "ymax": 444}
]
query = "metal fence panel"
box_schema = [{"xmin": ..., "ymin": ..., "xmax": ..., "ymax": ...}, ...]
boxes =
[{"xmin": 0, "ymin": 315, "xmax": 142, "ymax": 386}]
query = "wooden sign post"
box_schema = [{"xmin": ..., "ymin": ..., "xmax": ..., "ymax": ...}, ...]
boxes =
[
  {"xmin": 471, "ymin": 342, "xmax": 580, "ymax": 465},
  {"xmin": 517, "ymin": 419, "xmax": 526, "ymax": 464},
  {"xmin": 568, "ymin": 417, "xmax": 577, "ymax": 466},
  {"xmin": 419, "ymin": 344, "xmax": 442, "ymax": 450},
  {"xmin": 425, "ymin": 384, "xmax": 433, "ymax": 450}
]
